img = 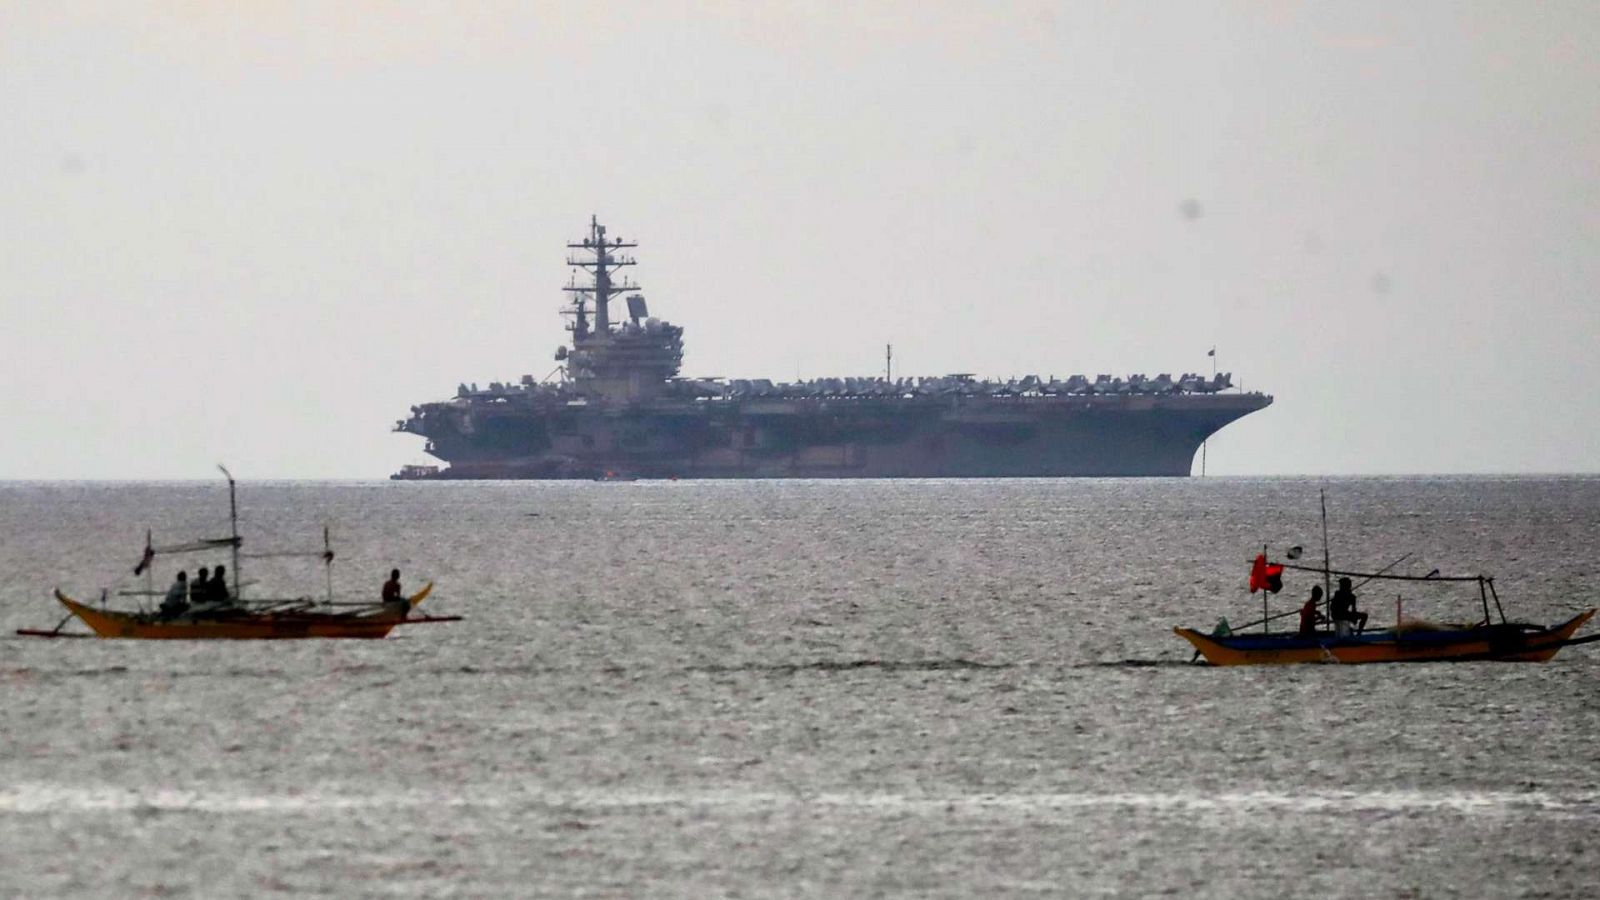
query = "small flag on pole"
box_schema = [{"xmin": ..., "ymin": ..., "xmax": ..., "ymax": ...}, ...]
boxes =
[
  {"xmin": 133, "ymin": 543, "xmax": 155, "ymax": 576},
  {"xmin": 1207, "ymin": 347, "xmax": 1216, "ymax": 357}
]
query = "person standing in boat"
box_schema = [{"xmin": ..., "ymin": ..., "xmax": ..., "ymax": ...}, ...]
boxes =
[
  {"xmin": 381, "ymin": 569, "xmax": 408, "ymax": 618},
  {"xmin": 1330, "ymin": 577, "xmax": 1368, "ymax": 636},
  {"xmin": 1298, "ymin": 585, "xmax": 1324, "ymax": 636},
  {"xmin": 160, "ymin": 570, "xmax": 190, "ymax": 619}
]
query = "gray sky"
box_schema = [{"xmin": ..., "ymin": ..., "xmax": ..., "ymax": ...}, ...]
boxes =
[{"xmin": 2, "ymin": 2, "xmax": 1596, "ymax": 478}]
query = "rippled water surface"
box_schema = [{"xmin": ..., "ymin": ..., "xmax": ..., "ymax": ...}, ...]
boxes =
[{"xmin": 3, "ymin": 477, "xmax": 1599, "ymax": 897}]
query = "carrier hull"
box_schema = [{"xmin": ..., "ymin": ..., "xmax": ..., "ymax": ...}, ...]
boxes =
[{"xmin": 404, "ymin": 393, "xmax": 1269, "ymax": 479}]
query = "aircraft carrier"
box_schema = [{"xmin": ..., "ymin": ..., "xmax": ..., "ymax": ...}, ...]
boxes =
[{"xmin": 394, "ymin": 218, "xmax": 1272, "ymax": 479}]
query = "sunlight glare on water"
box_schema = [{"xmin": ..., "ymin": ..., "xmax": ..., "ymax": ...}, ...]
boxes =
[{"xmin": 2, "ymin": 476, "xmax": 1598, "ymax": 897}]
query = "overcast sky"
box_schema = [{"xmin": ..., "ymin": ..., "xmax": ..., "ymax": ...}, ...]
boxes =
[{"xmin": 2, "ymin": 2, "xmax": 1596, "ymax": 478}]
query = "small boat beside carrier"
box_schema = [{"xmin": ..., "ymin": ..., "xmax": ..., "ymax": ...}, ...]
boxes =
[{"xmin": 17, "ymin": 467, "xmax": 461, "ymax": 641}]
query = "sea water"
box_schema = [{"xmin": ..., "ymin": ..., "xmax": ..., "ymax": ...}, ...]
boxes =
[{"xmin": 2, "ymin": 477, "xmax": 1597, "ymax": 897}]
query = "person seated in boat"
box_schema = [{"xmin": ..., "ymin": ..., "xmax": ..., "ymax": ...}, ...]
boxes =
[
  {"xmin": 1298, "ymin": 585, "xmax": 1324, "ymax": 636},
  {"xmin": 160, "ymin": 570, "xmax": 190, "ymax": 619},
  {"xmin": 1330, "ymin": 577, "xmax": 1368, "ymax": 636},
  {"xmin": 381, "ymin": 569, "xmax": 408, "ymax": 618},
  {"xmin": 205, "ymin": 564, "xmax": 233, "ymax": 606},
  {"xmin": 191, "ymin": 567, "xmax": 210, "ymax": 603}
]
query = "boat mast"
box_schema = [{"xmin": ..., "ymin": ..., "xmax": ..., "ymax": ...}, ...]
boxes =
[
  {"xmin": 1320, "ymin": 489, "xmax": 1332, "ymax": 623},
  {"xmin": 219, "ymin": 465, "xmax": 241, "ymax": 598},
  {"xmin": 324, "ymin": 526, "xmax": 335, "ymax": 605},
  {"xmin": 1261, "ymin": 543, "xmax": 1270, "ymax": 634},
  {"xmin": 564, "ymin": 216, "xmax": 638, "ymax": 342}
]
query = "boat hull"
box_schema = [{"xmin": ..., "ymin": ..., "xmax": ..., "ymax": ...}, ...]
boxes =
[
  {"xmin": 1175, "ymin": 609, "xmax": 1595, "ymax": 666},
  {"xmin": 53, "ymin": 583, "xmax": 434, "ymax": 640}
]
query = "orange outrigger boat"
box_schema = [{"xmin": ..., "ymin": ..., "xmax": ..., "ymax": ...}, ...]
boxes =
[{"xmin": 18, "ymin": 467, "xmax": 461, "ymax": 640}]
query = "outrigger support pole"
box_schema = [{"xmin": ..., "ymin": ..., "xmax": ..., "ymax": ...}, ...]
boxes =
[
  {"xmin": 1487, "ymin": 578, "xmax": 1507, "ymax": 625},
  {"xmin": 1353, "ymin": 553, "xmax": 1413, "ymax": 591},
  {"xmin": 1231, "ymin": 607, "xmax": 1302, "ymax": 633},
  {"xmin": 1478, "ymin": 577, "xmax": 1491, "ymax": 627}
]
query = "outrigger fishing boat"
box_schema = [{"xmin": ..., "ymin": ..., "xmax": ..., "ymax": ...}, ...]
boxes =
[
  {"xmin": 17, "ymin": 467, "xmax": 461, "ymax": 640},
  {"xmin": 1176, "ymin": 493, "xmax": 1597, "ymax": 666},
  {"xmin": 1177, "ymin": 574, "xmax": 1596, "ymax": 665}
]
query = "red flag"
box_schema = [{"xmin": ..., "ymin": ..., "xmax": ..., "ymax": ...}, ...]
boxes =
[{"xmin": 1248, "ymin": 554, "xmax": 1285, "ymax": 594}]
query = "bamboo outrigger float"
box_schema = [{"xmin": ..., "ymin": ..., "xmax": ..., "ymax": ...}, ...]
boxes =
[
  {"xmin": 17, "ymin": 467, "xmax": 461, "ymax": 640},
  {"xmin": 1177, "ymin": 491, "xmax": 1597, "ymax": 666}
]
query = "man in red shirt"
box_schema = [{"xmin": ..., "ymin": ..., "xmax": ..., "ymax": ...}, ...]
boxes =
[{"xmin": 1299, "ymin": 585, "xmax": 1324, "ymax": 636}]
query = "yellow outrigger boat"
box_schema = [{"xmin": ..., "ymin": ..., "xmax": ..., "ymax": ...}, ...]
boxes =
[
  {"xmin": 1178, "ymin": 492, "xmax": 1597, "ymax": 666},
  {"xmin": 42, "ymin": 583, "xmax": 446, "ymax": 640},
  {"xmin": 1177, "ymin": 607, "xmax": 1597, "ymax": 666},
  {"xmin": 17, "ymin": 467, "xmax": 460, "ymax": 640}
]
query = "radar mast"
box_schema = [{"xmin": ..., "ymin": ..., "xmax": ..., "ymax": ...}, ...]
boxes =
[
  {"xmin": 556, "ymin": 216, "xmax": 683, "ymax": 401},
  {"xmin": 564, "ymin": 215, "xmax": 638, "ymax": 340}
]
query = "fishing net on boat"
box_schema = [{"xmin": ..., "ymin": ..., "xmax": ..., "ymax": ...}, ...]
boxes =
[{"xmin": 1393, "ymin": 616, "xmax": 1480, "ymax": 634}]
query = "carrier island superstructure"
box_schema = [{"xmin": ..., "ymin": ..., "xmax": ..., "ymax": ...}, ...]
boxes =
[{"xmin": 393, "ymin": 218, "xmax": 1272, "ymax": 479}]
